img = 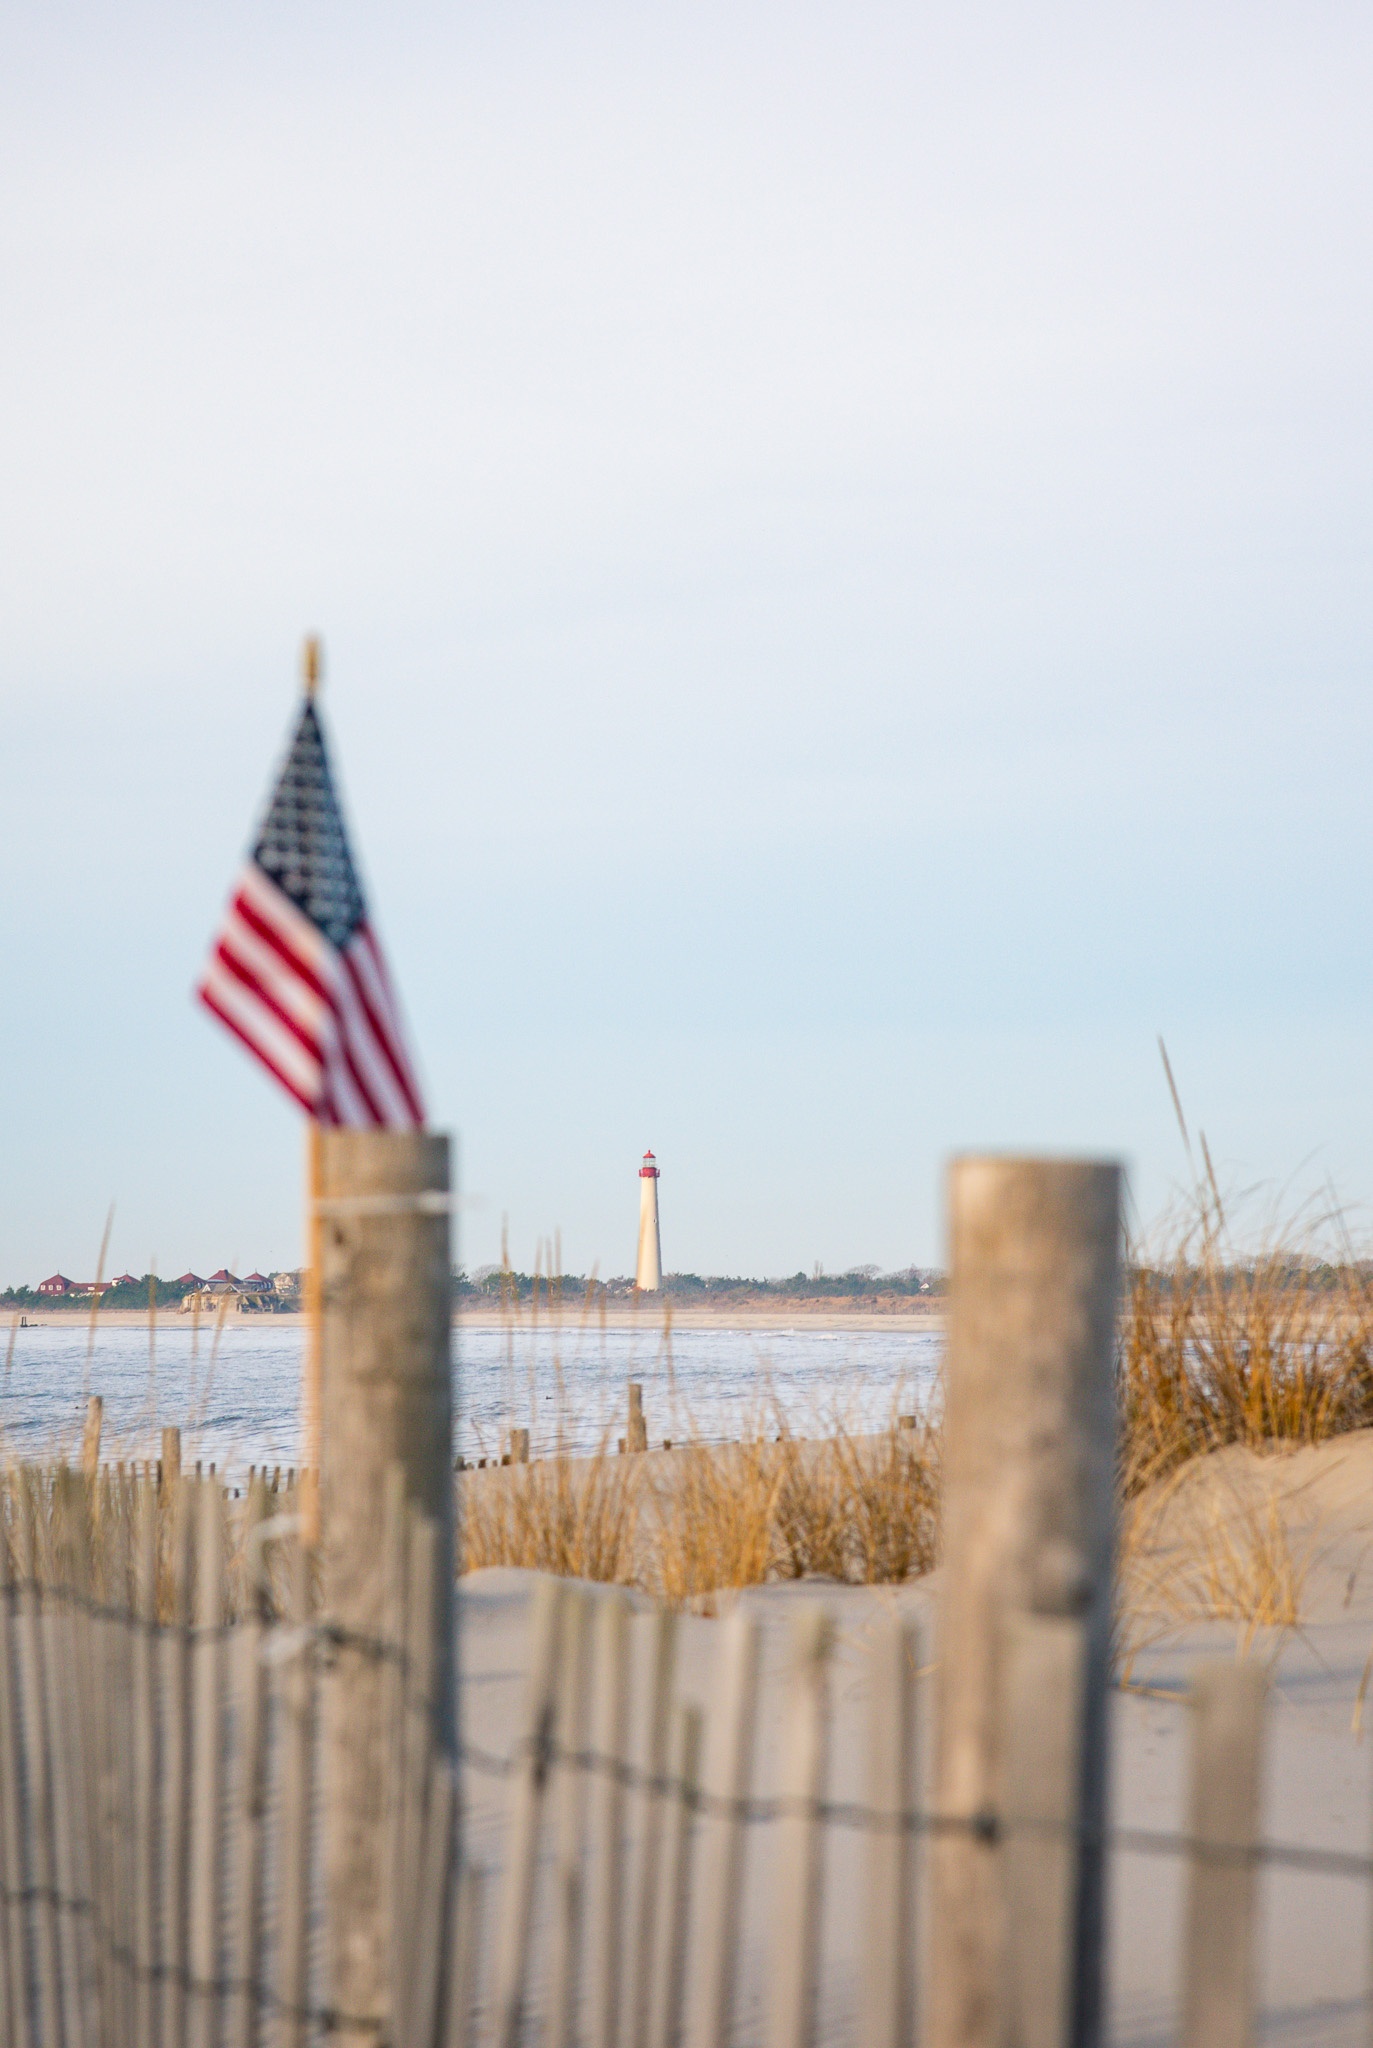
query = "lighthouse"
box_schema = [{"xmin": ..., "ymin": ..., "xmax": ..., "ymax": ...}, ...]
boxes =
[{"xmin": 636, "ymin": 1151, "xmax": 662, "ymax": 1291}]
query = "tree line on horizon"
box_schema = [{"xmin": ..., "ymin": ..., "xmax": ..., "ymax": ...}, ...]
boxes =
[{"xmin": 458, "ymin": 1264, "xmax": 946, "ymax": 1302}]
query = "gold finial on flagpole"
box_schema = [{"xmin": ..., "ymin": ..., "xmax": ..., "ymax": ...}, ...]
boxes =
[{"xmin": 303, "ymin": 635, "xmax": 323, "ymax": 700}]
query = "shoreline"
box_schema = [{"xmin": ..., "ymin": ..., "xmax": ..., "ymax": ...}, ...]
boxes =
[{"xmin": 8, "ymin": 1300, "xmax": 946, "ymax": 1337}]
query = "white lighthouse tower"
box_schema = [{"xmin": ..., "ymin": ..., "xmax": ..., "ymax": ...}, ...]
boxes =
[{"xmin": 636, "ymin": 1151, "xmax": 662, "ymax": 1291}]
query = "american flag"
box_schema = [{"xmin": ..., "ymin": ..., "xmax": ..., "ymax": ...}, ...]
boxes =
[{"xmin": 197, "ymin": 694, "xmax": 425, "ymax": 1127}]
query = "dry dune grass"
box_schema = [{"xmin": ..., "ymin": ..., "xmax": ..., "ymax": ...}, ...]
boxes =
[
  {"xmin": 460, "ymin": 1407, "xmax": 941, "ymax": 1604},
  {"xmin": 1117, "ymin": 1461, "xmax": 1322, "ymax": 1663},
  {"xmin": 1114, "ymin": 1164, "xmax": 1369, "ymax": 1648},
  {"xmin": 1119, "ymin": 1182, "xmax": 1373, "ymax": 1499},
  {"xmin": 649, "ymin": 1438, "xmax": 782, "ymax": 1604},
  {"xmin": 460, "ymin": 1436, "xmax": 643, "ymax": 1585}
]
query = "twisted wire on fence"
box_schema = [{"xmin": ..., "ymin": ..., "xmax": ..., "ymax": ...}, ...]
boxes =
[
  {"xmin": 456, "ymin": 1729, "xmax": 1373, "ymax": 1881},
  {"xmin": 12, "ymin": 1573, "xmax": 1361, "ymax": 1883},
  {"xmin": 6, "ymin": 1573, "xmax": 1353, "ymax": 1867}
]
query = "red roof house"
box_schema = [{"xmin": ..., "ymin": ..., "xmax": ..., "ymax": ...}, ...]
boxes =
[
  {"xmin": 37, "ymin": 1274, "xmax": 72, "ymax": 1296},
  {"xmin": 176, "ymin": 1273, "xmax": 205, "ymax": 1289}
]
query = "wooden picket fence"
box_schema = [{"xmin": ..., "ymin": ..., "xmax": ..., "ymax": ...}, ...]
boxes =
[
  {"xmin": 474, "ymin": 1584, "xmax": 1359, "ymax": 2048},
  {"xmin": 0, "ymin": 1453, "xmax": 1364, "ymax": 2048},
  {"xmin": 0, "ymin": 1457, "xmax": 464, "ymax": 2048}
]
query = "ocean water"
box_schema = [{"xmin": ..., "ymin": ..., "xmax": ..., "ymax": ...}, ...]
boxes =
[{"xmin": 0, "ymin": 1316, "xmax": 944, "ymax": 1476}]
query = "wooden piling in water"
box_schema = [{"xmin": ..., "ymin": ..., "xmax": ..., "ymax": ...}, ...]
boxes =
[{"xmin": 80, "ymin": 1398, "xmax": 102, "ymax": 1480}]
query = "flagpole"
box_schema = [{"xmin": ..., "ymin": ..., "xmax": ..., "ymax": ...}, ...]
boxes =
[{"xmin": 302, "ymin": 635, "xmax": 323, "ymax": 1546}]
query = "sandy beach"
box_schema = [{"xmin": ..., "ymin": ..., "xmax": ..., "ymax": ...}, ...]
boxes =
[{"xmin": 459, "ymin": 1432, "xmax": 1373, "ymax": 2045}]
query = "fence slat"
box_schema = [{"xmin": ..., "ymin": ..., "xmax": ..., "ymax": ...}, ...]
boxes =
[
  {"xmin": 588, "ymin": 1592, "xmax": 632, "ymax": 2048},
  {"xmin": 62, "ymin": 1476, "xmax": 108, "ymax": 2048},
  {"xmin": 53, "ymin": 1474, "xmax": 101, "ymax": 2048},
  {"xmin": 161, "ymin": 1479, "xmax": 194, "ymax": 2048},
  {"xmin": 104, "ymin": 1478, "xmax": 139, "ymax": 2048},
  {"xmin": 41, "ymin": 1480, "xmax": 82, "ymax": 2048},
  {"xmin": 189, "ymin": 1477, "xmax": 226, "ymax": 2048},
  {"xmin": 767, "ymin": 1608, "xmax": 832, "ymax": 2048},
  {"xmin": 628, "ymin": 1609, "xmax": 678, "ymax": 2048},
  {"xmin": 1000, "ymin": 1613, "xmax": 1087, "ymax": 2048},
  {"xmin": 1182, "ymin": 1660, "xmax": 1266, "ymax": 2048},
  {"xmin": 275, "ymin": 1535, "xmax": 315, "ymax": 2048},
  {"xmin": 489, "ymin": 1577, "xmax": 566, "ymax": 2048},
  {"xmin": 18, "ymin": 1478, "xmax": 65, "ymax": 2048},
  {"xmin": 860, "ymin": 1615, "xmax": 919, "ymax": 2048},
  {"xmin": 133, "ymin": 1474, "xmax": 161, "ymax": 2048},
  {"xmin": 647, "ymin": 1705, "xmax": 703, "ymax": 2048},
  {"xmin": 408, "ymin": 1757, "xmax": 458, "ymax": 2048},
  {"xmin": 545, "ymin": 1587, "xmax": 595, "ymax": 2048},
  {"xmin": 446, "ymin": 1864, "xmax": 485, "ymax": 2048},
  {"xmin": 0, "ymin": 1488, "xmax": 31, "ymax": 2048},
  {"xmin": 686, "ymin": 1609, "xmax": 762, "ymax": 2048},
  {"xmin": 229, "ymin": 1474, "xmax": 270, "ymax": 2048}
]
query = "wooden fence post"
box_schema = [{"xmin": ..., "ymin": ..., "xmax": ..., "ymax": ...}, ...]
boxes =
[
  {"xmin": 1181, "ymin": 1661, "xmax": 1266, "ymax": 2048},
  {"xmin": 316, "ymin": 1128, "xmax": 454, "ymax": 2036},
  {"xmin": 930, "ymin": 1157, "xmax": 1121, "ymax": 2048}
]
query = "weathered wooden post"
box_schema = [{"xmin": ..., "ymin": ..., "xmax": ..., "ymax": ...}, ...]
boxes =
[
  {"xmin": 627, "ymin": 1382, "xmax": 648, "ymax": 1454},
  {"xmin": 930, "ymin": 1157, "xmax": 1121, "ymax": 2048},
  {"xmin": 81, "ymin": 1395, "xmax": 103, "ymax": 1478},
  {"xmin": 316, "ymin": 1128, "xmax": 454, "ymax": 2039}
]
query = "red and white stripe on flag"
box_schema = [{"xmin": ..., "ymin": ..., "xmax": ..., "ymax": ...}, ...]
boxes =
[{"xmin": 198, "ymin": 862, "xmax": 425, "ymax": 1127}]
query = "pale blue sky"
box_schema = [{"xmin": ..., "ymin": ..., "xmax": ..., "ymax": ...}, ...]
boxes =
[{"xmin": 1, "ymin": 1, "xmax": 1370, "ymax": 1283}]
